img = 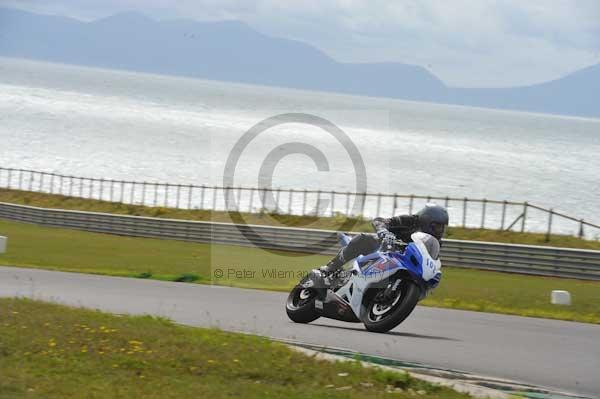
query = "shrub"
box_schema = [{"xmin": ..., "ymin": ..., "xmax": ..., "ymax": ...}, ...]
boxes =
[{"xmin": 174, "ymin": 273, "xmax": 200, "ymax": 283}]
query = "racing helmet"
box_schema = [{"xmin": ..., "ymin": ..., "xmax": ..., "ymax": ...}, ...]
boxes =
[{"xmin": 416, "ymin": 204, "xmax": 449, "ymax": 241}]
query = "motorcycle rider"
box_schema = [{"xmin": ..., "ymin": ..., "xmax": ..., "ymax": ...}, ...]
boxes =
[{"xmin": 319, "ymin": 203, "xmax": 449, "ymax": 276}]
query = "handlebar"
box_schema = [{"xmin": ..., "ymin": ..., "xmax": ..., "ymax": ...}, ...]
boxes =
[{"xmin": 379, "ymin": 239, "xmax": 408, "ymax": 252}]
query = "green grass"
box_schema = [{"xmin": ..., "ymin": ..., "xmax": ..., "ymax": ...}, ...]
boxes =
[
  {"xmin": 1, "ymin": 219, "xmax": 599, "ymax": 324},
  {"xmin": 2, "ymin": 188, "xmax": 600, "ymax": 250},
  {"xmin": 0, "ymin": 218, "xmax": 327, "ymax": 290},
  {"xmin": 0, "ymin": 298, "xmax": 467, "ymax": 398}
]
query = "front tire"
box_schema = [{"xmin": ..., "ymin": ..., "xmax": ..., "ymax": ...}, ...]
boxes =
[
  {"xmin": 286, "ymin": 285, "xmax": 320, "ymax": 323},
  {"xmin": 363, "ymin": 280, "xmax": 420, "ymax": 333}
]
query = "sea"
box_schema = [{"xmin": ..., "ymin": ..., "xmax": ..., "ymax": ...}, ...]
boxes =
[{"xmin": 0, "ymin": 57, "xmax": 598, "ymax": 236}]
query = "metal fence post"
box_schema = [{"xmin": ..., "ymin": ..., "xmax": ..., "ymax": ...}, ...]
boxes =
[
  {"xmin": 130, "ymin": 182, "xmax": 136, "ymax": 204},
  {"xmin": 330, "ymin": 190, "xmax": 335, "ymax": 217},
  {"xmin": 164, "ymin": 184, "xmax": 169, "ymax": 207},
  {"xmin": 545, "ymin": 209, "xmax": 554, "ymax": 242},
  {"xmin": 223, "ymin": 187, "xmax": 235, "ymax": 212},
  {"xmin": 316, "ymin": 190, "xmax": 321, "ymax": 216},
  {"xmin": 260, "ymin": 188, "xmax": 266, "ymax": 214},
  {"xmin": 212, "ymin": 186, "xmax": 218, "ymax": 211},
  {"xmin": 49, "ymin": 173, "xmax": 55, "ymax": 194},
  {"xmin": 579, "ymin": 220, "xmax": 585, "ymax": 238},
  {"xmin": 500, "ymin": 200, "xmax": 507, "ymax": 230},
  {"xmin": 345, "ymin": 192, "xmax": 350, "ymax": 216},
  {"xmin": 231, "ymin": 186, "xmax": 238, "ymax": 212},
  {"xmin": 6, "ymin": 168, "xmax": 12, "ymax": 189},
  {"xmin": 361, "ymin": 193, "xmax": 367, "ymax": 217},
  {"xmin": 275, "ymin": 188, "xmax": 282, "ymax": 214},
  {"xmin": 248, "ymin": 188, "xmax": 254, "ymax": 213},
  {"xmin": 120, "ymin": 181, "xmax": 125, "ymax": 203},
  {"xmin": 18, "ymin": 169, "xmax": 23, "ymax": 190},
  {"xmin": 29, "ymin": 171, "xmax": 34, "ymax": 191},
  {"xmin": 408, "ymin": 195, "xmax": 414, "ymax": 214},
  {"xmin": 444, "ymin": 196, "xmax": 449, "ymax": 208},
  {"xmin": 109, "ymin": 179, "xmax": 114, "ymax": 202},
  {"xmin": 521, "ymin": 202, "xmax": 528, "ymax": 232},
  {"xmin": 88, "ymin": 178, "xmax": 94, "ymax": 199},
  {"xmin": 375, "ymin": 193, "xmax": 382, "ymax": 217},
  {"xmin": 462, "ymin": 197, "xmax": 468, "ymax": 228},
  {"xmin": 100, "ymin": 179, "xmax": 106, "ymax": 201},
  {"xmin": 176, "ymin": 184, "xmax": 181, "ymax": 209},
  {"xmin": 481, "ymin": 199, "xmax": 487, "ymax": 229},
  {"xmin": 153, "ymin": 183, "xmax": 158, "ymax": 207},
  {"xmin": 39, "ymin": 172, "xmax": 45, "ymax": 191},
  {"xmin": 301, "ymin": 189, "xmax": 307, "ymax": 215},
  {"xmin": 200, "ymin": 185, "xmax": 206, "ymax": 210},
  {"xmin": 141, "ymin": 182, "xmax": 147, "ymax": 205},
  {"xmin": 289, "ymin": 189, "xmax": 294, "ymax": 215},
  {"xmin": 187, "ymin": 185, "xmax": 193, "ymax": 209},
  {"xmin": 69, "ymin": 176, "xmax": 74, "ymax": 197}
]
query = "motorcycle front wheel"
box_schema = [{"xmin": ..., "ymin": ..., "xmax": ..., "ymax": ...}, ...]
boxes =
[
  {"xmin": 363, "ymin": 280, "xmax": 420, "ymax": 333},
  {"xmin": 286, "ymin": 284, "xmax": 320, "ymax": 323}
]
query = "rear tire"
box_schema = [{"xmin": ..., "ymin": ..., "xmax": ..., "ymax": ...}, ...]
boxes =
[
  {"xmin": 286, "ymin": 285, "xmax": 320, "ymax": 323},
  {"xmin": 363, "ymin": 280, "xmax": 420, "ymax": 333}
]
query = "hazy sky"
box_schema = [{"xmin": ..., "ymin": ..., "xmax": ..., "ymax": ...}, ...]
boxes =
[{"xmin": 3, "ymin": 0, "xmax": 600, "ymax": 87}]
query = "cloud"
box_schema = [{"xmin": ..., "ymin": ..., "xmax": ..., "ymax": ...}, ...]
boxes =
[{"xmin": 3, "ymin": 0, "xmax": 600, "ymax": 86}]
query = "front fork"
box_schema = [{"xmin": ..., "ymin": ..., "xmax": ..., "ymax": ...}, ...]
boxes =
[{"xmin": 382, "ymin": 278, "xmax": 402, "ymax": 301}]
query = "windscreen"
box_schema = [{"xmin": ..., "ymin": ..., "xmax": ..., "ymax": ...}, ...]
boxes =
[{"xmin": 412, "ymin": 232, "xmax": 440, "ymax": 260}]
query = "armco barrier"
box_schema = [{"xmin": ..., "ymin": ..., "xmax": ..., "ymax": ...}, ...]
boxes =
[{"xmin": 0, "ymin": 202, "xmax": 599, "ymax": 280}]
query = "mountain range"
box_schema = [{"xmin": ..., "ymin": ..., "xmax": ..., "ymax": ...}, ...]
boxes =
[{"xmin": 0, "ymin": 7, "xmax": 598, "ymax": 118}]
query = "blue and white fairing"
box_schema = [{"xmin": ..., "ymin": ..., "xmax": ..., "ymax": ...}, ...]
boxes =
[
  {"xmin": 359, "ymin": 233, "xmax": 441, "ymax": 284},
  {"xmin": 337, "ymin": 232, "xmax": 442, "ymax": 319}
]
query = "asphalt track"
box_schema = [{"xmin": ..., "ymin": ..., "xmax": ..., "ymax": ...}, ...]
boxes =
[{"xmin": 1, "ymin": 266, "xmax": 598, "ymax": 397}]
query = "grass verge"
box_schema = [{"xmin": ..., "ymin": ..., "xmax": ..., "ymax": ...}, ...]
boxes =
[
  {"xmin": 1, "ymin": 188, "xmax": 599, "ymax": 250},
  {"xmin": 0, "ymin": 297, "xmax": 468, "ymax": 398},
  {"xmin": 1, "ymin": 219, "xmax": 599, "ymax": 324}
]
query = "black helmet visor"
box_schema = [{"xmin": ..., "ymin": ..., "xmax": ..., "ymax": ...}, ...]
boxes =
[{"xmin": 431, "ymin": 222, "xmax": 447, "ymax": 240}]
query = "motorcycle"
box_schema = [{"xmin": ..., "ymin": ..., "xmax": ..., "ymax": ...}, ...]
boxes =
[{"xmin": 286, "ymin": 232, "xmax": 442, "ymax": 333}]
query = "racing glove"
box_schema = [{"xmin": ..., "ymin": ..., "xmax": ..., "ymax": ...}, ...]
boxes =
[{"xmin": 377, "ymin": 230, "xmax": 396, "ymax": 250}]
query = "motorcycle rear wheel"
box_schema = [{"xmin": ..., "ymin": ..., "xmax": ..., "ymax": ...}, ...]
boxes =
[
  {"xmin": 363, "ymin": 280, "xmax": 420, "ymax": 333},
  {"xmin": 286, "ymin": 285, "xmax": 320, "ymax": 323}
]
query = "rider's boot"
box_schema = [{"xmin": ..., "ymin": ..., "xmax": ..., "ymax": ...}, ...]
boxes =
[
  {"xmin": 304, "ymin": 251, "xmax": 344, "ymax": 297},
  {"xmin": 317, "ymin": 249, "xmax": 345, "ymax": 277}
]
